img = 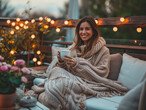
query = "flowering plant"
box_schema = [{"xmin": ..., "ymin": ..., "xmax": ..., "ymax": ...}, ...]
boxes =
[{"xmin": 0, "ymin": 55, "xmax": 31, "ymax": 94}]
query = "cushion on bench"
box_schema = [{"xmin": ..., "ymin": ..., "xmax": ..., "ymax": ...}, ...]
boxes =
[
  {"xmin": 108, "ymin": 53, "xmax": 122, "ymax": 80},
  {"xmin": 85, "ymin": 96, "xmax": 123, "ymax": 110},
  {"xmin": 118, "ymin": 53, "xmax": 146, "ymax": 90}
]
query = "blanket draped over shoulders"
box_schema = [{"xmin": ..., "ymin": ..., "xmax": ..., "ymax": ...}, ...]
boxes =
[{"xmin": 37, "ymin": 37, "xmax": 128, "ymax": 110}]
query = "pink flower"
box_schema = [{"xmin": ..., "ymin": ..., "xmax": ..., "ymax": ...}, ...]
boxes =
[
  {"xmin": 0, "ymin": 56, "xmax": 4, "ymax": 62},
  {"xmin": 14, "ymin": 59, "xmax": 25, "ymax": 67},
  {"xmin": 0, "ymin": 65, "xmax": 9, "ymax": 72},
  {"xmin": 21, "ymin": 76, "xmax": 28, "ymax": 83},
  {"xmin": 10, "ymin": 66, "xmax": 19, "ymax": 72},
  {"xmin": 21, "ymin": 67, "xmax": 31, "ymax": 74}
]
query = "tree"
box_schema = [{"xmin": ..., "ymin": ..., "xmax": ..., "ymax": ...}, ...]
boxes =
[
  {"xmin": 0, "ymin": 0, "xmax": 15, "ymax": 17},
  {"xmin": 79, "ymin": 0, "xmax": 146, "ymax": 40}
]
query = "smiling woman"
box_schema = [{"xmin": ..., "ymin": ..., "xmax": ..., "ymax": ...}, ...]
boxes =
[{"xmin": 8, "ymin": 0, "xmax": 69, "ymax": 18}]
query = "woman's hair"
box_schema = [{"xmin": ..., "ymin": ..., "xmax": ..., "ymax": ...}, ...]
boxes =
[{"xmin": 74, "ymin": 16, "xmax": 100, "ymax": 54}]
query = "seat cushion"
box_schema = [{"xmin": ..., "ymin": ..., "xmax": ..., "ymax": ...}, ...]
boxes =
[
  {"xmin": 85, "ymin": 96, "xmax": 123, "ymax": 110},
  {"xmin": 108, "ymin": 53, "xmax": 122, "ymax": 80}
]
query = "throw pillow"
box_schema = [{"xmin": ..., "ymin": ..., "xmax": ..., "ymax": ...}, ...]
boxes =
[
  {"xmin": 118, "ymin": 53, "xmax": 146, "ymax": 90},
  {"xmin": 118, "ymin": 79, "xmax": 146, "ymax": 110},
  {"xmin": 108, "ymin": 53, "xmax": 122, "ymax": 80}
]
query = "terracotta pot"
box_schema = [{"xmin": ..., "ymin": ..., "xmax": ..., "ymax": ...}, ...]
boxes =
[{"xmin": 0, "ymin": 92, "xmax": 16, "ymax": 110}]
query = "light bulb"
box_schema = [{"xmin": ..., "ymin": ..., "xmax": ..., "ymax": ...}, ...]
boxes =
[{"xmin": 113, "ymin": 27, "xmax": 118, "ymax": 32}]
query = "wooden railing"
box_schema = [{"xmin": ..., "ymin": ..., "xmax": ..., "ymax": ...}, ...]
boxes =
[
  {"xmin": 1, "ymin": 16, "xmax": 146, "ymax": 27},
  {"xmin": 39, "ymin": 41, "xmax": 146, "ymax": 63}
]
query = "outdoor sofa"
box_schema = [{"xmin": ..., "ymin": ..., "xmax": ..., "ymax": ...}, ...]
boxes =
[{"xmin": 33, "ymin": 44, "xmax": 146, "ymax": 110}]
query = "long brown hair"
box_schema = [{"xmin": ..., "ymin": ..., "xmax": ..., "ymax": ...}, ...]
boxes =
[{"xmin": 74, "ymin": 16, "xmax": 100, "ymax": 54}]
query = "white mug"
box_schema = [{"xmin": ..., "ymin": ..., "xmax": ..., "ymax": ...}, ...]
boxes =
[{"xmin": 60, "ymin": 49, "xmax": 70, "ymax": 58}]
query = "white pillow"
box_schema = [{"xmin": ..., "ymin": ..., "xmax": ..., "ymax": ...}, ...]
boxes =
[
  {"xmin": 118, "ymin": 53, "xmax": 146, "ymax": 90},
  {"xmin": 51, "ymin": 46, "xmax": 68, "ymax": 60}
]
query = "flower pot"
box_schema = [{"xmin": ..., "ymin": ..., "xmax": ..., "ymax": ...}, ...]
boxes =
[{"xmin": 0, "ymin": 92, "xmax": 16, "ymax": 110}]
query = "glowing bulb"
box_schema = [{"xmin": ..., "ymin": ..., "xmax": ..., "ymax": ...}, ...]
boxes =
[
  {"xmin": 16, "ymin": 18, "xmax": 20, "ymax": 22},
  {"xmin": 44, "ymin": 25, "xmax": 49, "ymax": 29},
  {"xmin": 120, "ymin": 17, "xmax": 125, "ymax": 22},
  {"xmin": 95, "ymin": 20, "xmax": 98, "ymax": 24},
  {"xmin": 136, "ymin": 27, "xmax": 142, "ymax": 33},
  {"xmin": 31, "ymin": 19, "xmax": 35, "ymax": 23},
  {"xmin": 15, "ymin": 26, "xmax": 20, "ymax": 30},
  {"xmin": 9, "ymin": 40, "xmax": 14, "ymax": 44},
  {"xmin": 11, "ymin": 22, "xmax": 15, "ymax": 26},
  {"xmin": 37, "ymin": 61, "xmax": 42, "ymax": 65},
  {"xmin": 32, "ymin": 44, "xmax": 36, "ymax": 48},
  {"xmin": 10, "ymin": 30, "xmax": 14, "ymax": 35},
  {"xmin": 64, "ymin": 20, "xmax": 69, "ymax": 25},
  {"xmin": 50, "ymin": 20, "xmax": 55, "ymax": 24},
  {"xmin": 46, "ymin": 18, "xmax": 51, "ymax": 22},
  {"xmin": 56, "ymin": 28, "xmax": 61, "ymax": 32},
  {"xmin": 20, "ymin": 23, "xmax": 24, "ymax": 27},
  {"xmin": 25, "ymin": 21, "xmax": 29, "ymax": 24},
  {"xmin": 7, "ymin": 20, "xmax": 11, "ymax": 24},
  {"xmin": 10, "ymin": 50, "xmax": 15, "ymax": 55},
  {"xmin": 33, "ymin": 58, "xmax": 37, "ymax": 62},
  {"xmin": 36, "ymin": 50, "xmax": 41, "ymax": 55},
  {"xmin": 134, "ymin": 40, "xmax": 138, "ymax": 44},
  {"xmin": 31, "ymin": 34, "xmax": 35, "ymax": 39},
  {"xmin": 113, "ymin": 27, "xmax": 118, "ymax": 32},
  {"xmin": 24, "ymin": 25, "xmax": 28, "ymax": 29},
  {"xmin": 39, "ymin": 17, "xmax": 43, "ymax": 21}
]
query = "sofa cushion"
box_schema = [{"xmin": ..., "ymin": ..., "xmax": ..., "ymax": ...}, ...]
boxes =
[
  {"xmin": 85, "ymin": 96, "xmax": 123, "ymax": 110},
  {"xmin": 108, "ymin": 53, "xmax": 122, "ymax": 80},
  {"xmin": 118, "ymin": 53, "xmax": 146, "ymax": 90},
  {"xmin": 118, "ymin": 79, "xmax": 146, "ymax": 110}
]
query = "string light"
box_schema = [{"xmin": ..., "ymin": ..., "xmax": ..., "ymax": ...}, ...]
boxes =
[
  {"xmin": 31, "ymin": 19, "xmax": 35, "ymax": 23},
  {"xmin": 16, "ymin": 18, "xmax": 20, "ymax": 22},
  {"xmin": 44, "ymin": 25, "xmax": 49, "ymax": 29},
  {"xmin": 37, "ymin": 61, "xmax": 42, "ymax": 65},
  {"xmin": 33, "ymin": 58, "xmax": 37, "ymax": 62},
  {"xmin": 120, "ymin": 17, "xmax": 125, "ymax": 22},
  {"xmin": 19, "ymin": 23, "xmax": 24, "ymax": 27},
  {"xmin": 46, "ymin": 18, "xmax": 51, "ymax": 22},
  {"xmin": 56, "ymin": 27, "xmax": 61, "ymax": 32},
  {"xmin": 50, "ymin": 20, "xmax": 55, "ymax": 24},
  {"xmin": 113, "ymin": 26, "xmax": 118, "ymax": 32},
  {"xmin": 10, "ymin": 50, "xmax": 15, "ymax": 55},
  {"xmin": 32, "ymin": 44, "xmax": 36, "ymax": 48},
  {"xmin": 39, "ymin": 17, "xmax": 43, "ymax": 21},
  {"xmin": 31, "ymin": 34, "xmax": 35, "ymax": 39},
  {"xmin": 9, "ymin": 40, "xmax": 14, "ymax": 44},
  {"xmin": 11, "ymin": 22, "xmax": 15, "ymax": 26},
  {"xmin": 36, "ymin": 50, "xmax": 41, "ymax": 55},
  {"xmin": 95, "ymin": 20, "xmax": 98, "ymax": 24},
  {"xmin": 15, "ymin": 26, "xmax": 20, "ymax": 30},
  {"xmin": 10, "ymin": 30, "xmax": 14, "ymax": 35},
  {"xmin": 134, "ymin": 40, "xmax": 138, "ymax": 44},
  {"xmin": 25, "ymin": 21, "xmax": 29, "ymax": 25},
  {"xmin": 7, "ymin": 20, "xmax": 11, "ymax": 24},
  {"xmin": 64, "ymin": 20, "xmax": 69, "ymax": 25},
  {"xmin": 24, "ymin": 25, "xmax": 28, "ymax": 29},
  {"xmin": 136, "ymin": 27, "xmax": 142, "ymax": 33}
]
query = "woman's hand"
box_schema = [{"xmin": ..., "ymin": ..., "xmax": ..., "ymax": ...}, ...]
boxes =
[
  {"xmin": 57, "ymin": 51, "xmax": 64, "ymax": 63},
  {"xmin": 64, "ymin": 56, "xmax": 77, "ymax": 67}
]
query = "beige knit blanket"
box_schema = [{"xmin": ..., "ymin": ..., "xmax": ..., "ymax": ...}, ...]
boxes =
[{"xmin": 36, "ymin": 37, "xmax": 128, "ymax": 110}]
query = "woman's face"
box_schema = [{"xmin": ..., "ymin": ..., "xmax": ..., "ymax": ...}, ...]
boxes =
[{"xmin": 79, "ymin": 21, "xmax": 93, "ymax": 44}]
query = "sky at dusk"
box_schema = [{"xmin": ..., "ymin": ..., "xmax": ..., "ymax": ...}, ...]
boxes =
[{"xmin": 8, "ymin": 0, "xmax": 69, "ymax": 17}]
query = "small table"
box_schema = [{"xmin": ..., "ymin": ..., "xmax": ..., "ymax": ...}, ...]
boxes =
[{"xmin": 16, "ymin": 101, "xmax": 49, "ymax": 110}]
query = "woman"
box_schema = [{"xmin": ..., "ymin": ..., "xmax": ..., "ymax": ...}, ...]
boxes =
[{"xmin": 32, "ymin": 16, "xmax": 127, "ymax": 110}]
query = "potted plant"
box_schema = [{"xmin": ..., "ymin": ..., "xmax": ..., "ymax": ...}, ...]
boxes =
[{"xmin": 0, "ymin": 55, "xmax": 31, "ymax": 109}]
